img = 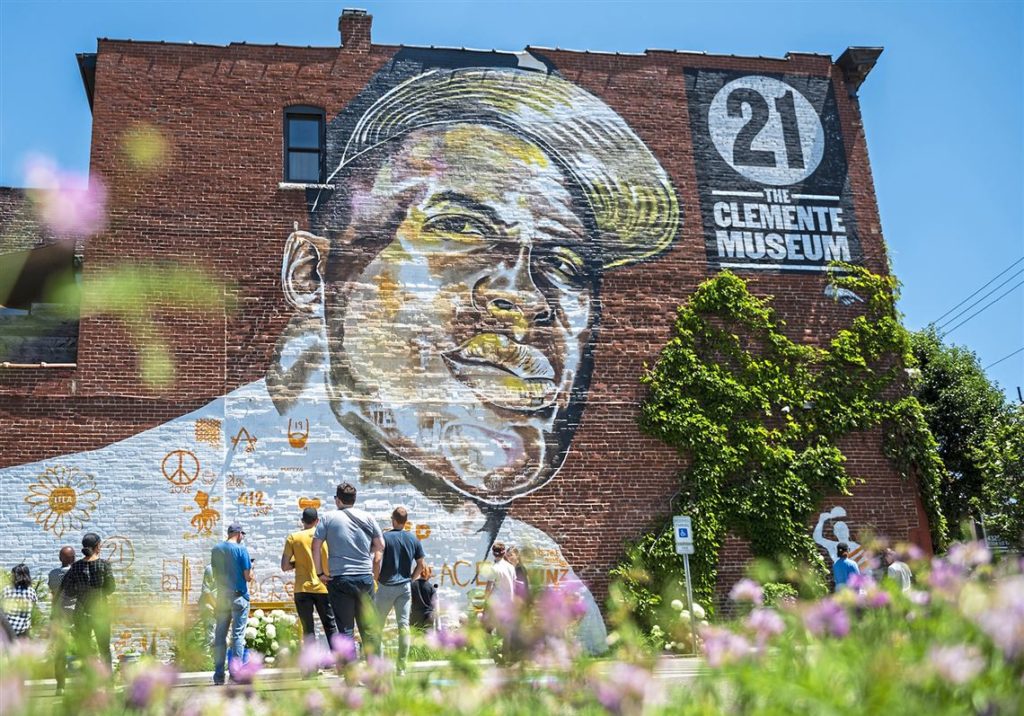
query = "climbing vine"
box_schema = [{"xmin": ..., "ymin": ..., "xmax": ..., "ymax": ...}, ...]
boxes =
[{"xmin": 612, "ymin": 266, "xmax": 948, "ymax": 618}]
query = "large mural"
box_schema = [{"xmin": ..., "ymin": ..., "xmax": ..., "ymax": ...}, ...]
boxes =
[{"xmin": 0, "ymin": 51, "xmax": 686, "ymax": 652}]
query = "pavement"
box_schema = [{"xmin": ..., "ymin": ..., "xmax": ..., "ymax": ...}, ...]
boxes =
[{"xmin": 24, "ymin": 655, "xmax": 706, "ymax": 709}]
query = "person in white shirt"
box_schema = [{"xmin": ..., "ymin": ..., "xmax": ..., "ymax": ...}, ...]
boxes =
[
  {"xmin": 482, "ymin": 542, "xmax": 517, "ymax": 606},
  {"xmin": 883, "ymin": 548, "xmax": 913, "ymax": 592}
]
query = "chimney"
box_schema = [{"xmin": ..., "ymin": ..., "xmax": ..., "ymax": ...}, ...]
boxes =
[{"xmin": 339, "ymin": 8, "xmax": 372, "ymax": 51}]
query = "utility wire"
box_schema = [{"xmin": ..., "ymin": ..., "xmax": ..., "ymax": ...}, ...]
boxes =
[
  {"xmin": 936, "ymin": 267, "xmax": 1024, "ymax": 329},
  {"xmin": 932, "ymin": 256, "xmax": 1024, "ymax": 325},
  {"xmin": 984, "ymin": 346, "xmax": 1024, "ymax": 370},
  {"xmin": 942, "ymin": 279, "xmax": 1024, "ymax": 336}
]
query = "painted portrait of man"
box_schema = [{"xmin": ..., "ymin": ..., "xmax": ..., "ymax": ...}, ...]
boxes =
[{"xmin": 0, "ymin": 55, "xmax": 680, "ymax": 652}]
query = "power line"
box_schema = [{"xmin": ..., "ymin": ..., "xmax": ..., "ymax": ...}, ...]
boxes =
[
  {"xmin": 936, "ymin": 266, "xmax": 1024, "ymax": 329},
  {"xmin": 942, "ymin": 279, "xmax": 1024, "ymax": 336},
  {"xmin": 984, "ymin": 346, "xmax": 1024, "ymax": 370},
  {"xmin": 932, "ymin": 255, "xmax": 1024, "ymax": 325}
]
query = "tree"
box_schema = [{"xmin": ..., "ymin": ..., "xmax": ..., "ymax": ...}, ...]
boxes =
[
  {"xmin": 977, "ymin": 404, "xmax": 1024, "ymax": 549},
  {"xmin": 909, "ymin": 328, "xmax": 1007, "ymax": 532}
]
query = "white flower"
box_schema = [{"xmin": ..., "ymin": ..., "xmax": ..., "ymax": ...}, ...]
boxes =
[
  {"xmin": 265, "ymin": 624, "xmax": 277, "ymax": 639},
  {"xmin": 270, "ymin": 609, "xmax": 285, "ymax": 619},
  {"xmin": 271, "ymin": 640, "xmax": 280, "ymax": 652},
  {"xmin": 678, "ymin": 610, "xmax": 691, "ymax": 622},
  {"xmin": 253, "ymin": 609, "xmax": 265, "ymax": 619},
  {"xmin": 670, "ymin": 599, "xmax": 684, "ymax": 612},
  {"xmin": 692, "ymin": 604, "xmax": 706, "ymax": 620},
  {"xmin": 651, "ymin": 625, "xmax": 663, "ymax": 636},
  {"xmin": 245, "ymin": 627, "xmax": 258, "ymax": 641}
]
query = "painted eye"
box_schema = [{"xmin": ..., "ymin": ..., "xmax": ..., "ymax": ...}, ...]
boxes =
[
  {"xmin": 424, "ymin": 214, "xmax": 489, "ymax": 237},
  {"xmin": 543, "ymin": 253, "xmax": 585, "ymax": 285}
]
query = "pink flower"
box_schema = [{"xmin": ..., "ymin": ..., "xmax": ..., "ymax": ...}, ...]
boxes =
[
  {"xmin": 928, "ymin": 645, "xmax": 985, "ymax": 684},
  {"xmin": 330, "ymin": 682, "xmax": 365, "ymax": 710},
  {"xmin": 858, "ymin": 588, "xmax": 891, "ymax": 609},
  {"xmin": 425, "ymin": 628, "xmax": 469, "ymax": 652},
  {"xmin": 304, "ymin": 689, "xmax": 326, "ymax": 715},
  {"xmin": 360, "ymin": 655, "xmax": 394, "ymax": 695},
  {"xmin": 729, "ymin": 578, "xmax": 764, "ymax": 605},
  {"xmin": 590, "ymin": 662, "xmax": 651, "ymax": 714},
  {"xmin": 908, "ymin": 589, "xmax": 930, "ymax": 606},
  {"xmin": 847, "ymin": 572, "xmax": 875, "ymax": 592},
  {"xmin": 700, "ymin": 625, "xmax": 751, "ymax": 667},
  {"xmin": 802, "ymin": 599, "xmax": 850, "ymax": 638},
  {"xmin": 228, "ymin": 653, "xmax": 263, "ymax": 684},
  {"xmin": 24, "ymin": 156, "xmax": 107, "ymax": 237},
  {"xmin": 745, "ymin": 608, "xmax": 785, "ymax": 642},
  {"xmin": 0, "ymin": 677, "xmax": 25, "ymax": 716},
  {"xmin": 329, "ymin": 633, "xmax": 358, "ymax": 664},
  {"xmin": 298, "ymin": 639, "xmax": 335, "ymax": 676},
  {"xmin": 947, "ymin": 541, "xmax": 991, "ymax": 569}
]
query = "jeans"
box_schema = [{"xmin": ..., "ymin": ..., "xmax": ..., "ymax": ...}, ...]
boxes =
[
  {"xmin": 213, "ymin": 595, "xmax": 249, "ymax": 683},
  {"xmin": 374, "ymin": 582, "xmax": 411, "ymax": 669},
  {"xmin": 294, "ymin": 591, "xmax": 337, "ymax": 643},
  {"xmin": 326, "ymin": 575, "xmax": 376, "ymax": 655}
]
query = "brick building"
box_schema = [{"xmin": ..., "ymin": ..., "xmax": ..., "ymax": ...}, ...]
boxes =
[{"xmin": 0, "ymin": 10, "xmax": 931, "ymax": 647}]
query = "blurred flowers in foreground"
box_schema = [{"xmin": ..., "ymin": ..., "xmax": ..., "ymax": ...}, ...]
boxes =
[
  {"xmin": 0, "ymin": 541, "xmax": 1021, "ymax": 715},
  {"xmin": 23, "ymin": 156, "xmax": 106, "ymax": 237}
]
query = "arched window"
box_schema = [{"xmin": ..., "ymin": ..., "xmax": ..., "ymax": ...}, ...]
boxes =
[{"xmin": 283, "ymin": 105, "xmax": 325, "ymax": 183}]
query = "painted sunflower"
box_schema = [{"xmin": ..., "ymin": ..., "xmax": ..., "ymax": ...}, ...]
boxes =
[{"xmin": 25, "ymin": 466, "xmax": 101, "ymax": 538}]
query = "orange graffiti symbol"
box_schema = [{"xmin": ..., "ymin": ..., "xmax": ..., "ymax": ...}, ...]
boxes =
[
  {"xmin": 190, "ymin": 491, "xmax": 220, "ymax": 536},
  {"xmin": 231, "ymin": 427, "xmax": 257, "ymax": 452},
  {"xmin": 298, "ymin": 497, "xmax": 321, "ymax": 510},
  {"xmin": 415, "ymin": 523, "xmax": 431, "ymax": 540},
  {"xmin": 162, "ymin": 450, "xmax": 199, "ymax": 486},
  {"xmin": 287, "ymin": 418, "xmax": 309, "ymax": 448}
]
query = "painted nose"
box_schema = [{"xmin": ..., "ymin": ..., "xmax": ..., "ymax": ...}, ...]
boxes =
[{"xmin": 473, "ymin": 244, "xmax": 552, "ymax": 340}]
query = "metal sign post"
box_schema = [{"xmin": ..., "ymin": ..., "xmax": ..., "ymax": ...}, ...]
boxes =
[{"xmin": 673, "ymin": 516, "xmax": 698, "ymax": 655}]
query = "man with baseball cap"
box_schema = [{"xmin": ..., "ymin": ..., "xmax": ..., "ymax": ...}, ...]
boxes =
[
  {"xmin": 282, "ymin": 507, "xmax": 337, "ymax": 644},
  {"xmin": 210, "ymin": 522, "xmax": 252, "ymax": 685}
]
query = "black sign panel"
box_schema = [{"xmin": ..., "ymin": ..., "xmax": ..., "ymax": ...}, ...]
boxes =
[{"xmin": 685, "ymin": 70, "xmax": 863, "ymax": 272}]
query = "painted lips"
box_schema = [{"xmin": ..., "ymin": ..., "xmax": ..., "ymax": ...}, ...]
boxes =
[{"xmin": 443, "ymin": 333, "xmax": 559, "ymax": 411}]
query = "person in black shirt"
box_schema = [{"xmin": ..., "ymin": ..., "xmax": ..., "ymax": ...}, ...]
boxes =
[
  {"xmin": 62, "ymin": 533, "xmax": 116, "ymax": 672},
  {"xmin": 410, "ymin": 564, "xmax": 436, "ymax": 630}
]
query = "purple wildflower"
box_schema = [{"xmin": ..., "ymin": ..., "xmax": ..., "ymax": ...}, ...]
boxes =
[
  {"xmin": 928, "ymin": 558, "xmax": 966, "ymax": 597},
  {"xmin": 700, "ymin": 625, "xmax": 752, "ymax": 667},
  {"xmin": 591, "ymin": 662, "xmax": 651, "ymax": 715},
  {"xmin": 974, "ymin": 575, "xmax": 1024, "ymax": 660},
  {"xmin": 847, "ymin": 572, "xmax": 876, "ymax": 592},
  {"xmin": 304, "ymin": 689, "xmax": 326, "ymax": 715},
  {"xmin": 125, "ymin": 663, "xmax": 177, "ymax": 710},
  {"xmin": 729, "ymin": 578, "xmax": 764, "ymax": 605},
  {"xmin": 537, "ymin": 582, "xmax": 589, "ymax": 634},
  {"xmin": 861, "ymin": 588, "xmax": 891, "ymax": 609},
  {"xmin": 24, "ymin": 156, "xmax": 107, "ymax": 237},
  {"xmin": 298, "ymin": 639, "xmax": 335, "ymax": 676},
  {"xmin": 908, "ymin": 589, "xmax": 930, "ymax": 606},
  {"xmin": 228, "ymin": 653, "xmax": 263, "ymax": 684},
  {"xmin": 746, "ymin": 608, "xmax": 785, "ymax": 644},
  {"xmin": 360, "ymin": 655, "xmax": 394, "ymax": 696},
  {"xmin": 329, "ymin": 633, "xmax": 358, "ymax": 664},
  {"xmin": 425, "ymin": 628, "xmax": 469, "ymax": 652},
  {"xmin": 802, "ymin": 599, "xmax": 850, "ymax": 638},
  {"xmin": 928, "ymin": 645, "xmax": 985, "ymax": 685}
]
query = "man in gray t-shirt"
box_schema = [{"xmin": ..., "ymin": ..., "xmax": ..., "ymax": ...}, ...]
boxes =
[{"xmin": 312, "ymin": 482, "xmax": 384, "ymax": 650}]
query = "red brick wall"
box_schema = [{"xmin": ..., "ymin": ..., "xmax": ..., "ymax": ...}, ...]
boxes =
[{"xmin": 0, "ymin": 31, "xmax": 929, "ymax": 612}]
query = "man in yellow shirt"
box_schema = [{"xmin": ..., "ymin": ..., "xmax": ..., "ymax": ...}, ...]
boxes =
[{"xmin": 281, "ymin": 507, "xmax": 336, "ymax": 643}]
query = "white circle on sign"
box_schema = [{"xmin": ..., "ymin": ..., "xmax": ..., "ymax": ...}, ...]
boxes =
[{"xmin": 708, "ymin": 75, "xmax": 825, "ymax": 186}]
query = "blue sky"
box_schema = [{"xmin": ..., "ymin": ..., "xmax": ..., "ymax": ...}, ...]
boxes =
[{"xmin": 1, "ymin": 0, "xmax": 1021, "ymax": 397}]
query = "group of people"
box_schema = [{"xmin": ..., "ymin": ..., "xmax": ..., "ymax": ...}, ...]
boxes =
[
  {"xmin": 207, "ymin": 482, "xmax": 518, "ymax": 683},
  {"xmin": 832, "ymin": 543, "xmax": 914, "ymax": 592},
  {"xmin": 1, "ymin": 533, "xmax": 117, "ymax": 693}
]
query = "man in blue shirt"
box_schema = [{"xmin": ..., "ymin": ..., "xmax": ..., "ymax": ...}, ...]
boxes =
[
  {"xmin": 374, "ymin": 506, "xmax": 425, "ymax": 674},
  {"xmin": 833, "ymin": 542, "xmax": 861, "ymax": 591},
  {"xmin": 210, "ymin": 523, "xmax": 252, "ymax": 685}
]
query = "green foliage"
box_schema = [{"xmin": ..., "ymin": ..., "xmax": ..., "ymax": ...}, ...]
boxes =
[
  {"xmin": 977, "ymin": 404, "xmax": 1024, "ymax": 549},
  {"xmin": 910, "ymin": 327, "xmax": 1008, "ymax": 529},
  {"xmin": 761, "ymin": 582, "xmax": 798, "ymax": 607},
  {"xmin": 625, "ymin": 267, "xmax": 947, "ymax": 612}
]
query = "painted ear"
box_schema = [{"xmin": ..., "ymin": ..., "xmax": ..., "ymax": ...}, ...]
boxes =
[{"xmin": 282, "ymin": 230, "xmax": 331, "ymax": 311}]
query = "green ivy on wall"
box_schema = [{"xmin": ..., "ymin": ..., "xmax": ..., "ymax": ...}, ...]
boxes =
[{"xmin": 612, "ymin": 267, "xmax": 948, "ymax": 617}]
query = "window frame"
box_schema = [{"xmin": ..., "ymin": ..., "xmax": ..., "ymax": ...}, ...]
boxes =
[{"xmin": 283, "ymin": 105, "xmax": 326, "ymax": 184}]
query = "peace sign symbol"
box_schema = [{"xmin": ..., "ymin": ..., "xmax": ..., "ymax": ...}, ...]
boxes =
[{"xmin": 162, "ymin": 450, "xmax": 200, "ymax": 486}]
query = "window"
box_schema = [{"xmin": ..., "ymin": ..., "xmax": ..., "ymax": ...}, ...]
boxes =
[{"xmin": 284, "ymin": 106, "xmax": 325, "ymax": 183}]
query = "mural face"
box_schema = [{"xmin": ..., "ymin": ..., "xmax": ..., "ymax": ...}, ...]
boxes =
[
  {"xmin": 318, "ymin": 124, "xmax": 595, "ymax": 502},
  {"xmin": 0, "ymin": 54, "xmax": 682, "ymax": 654}
]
